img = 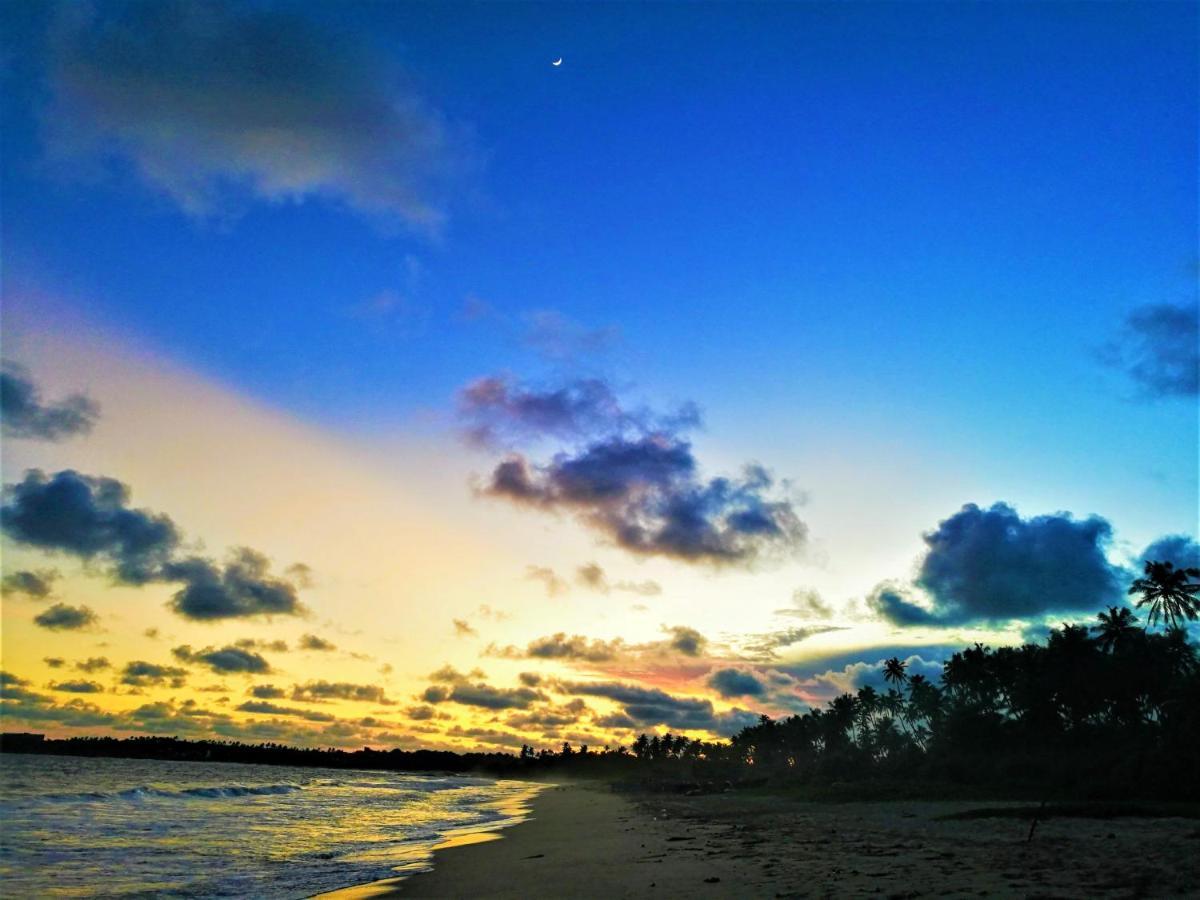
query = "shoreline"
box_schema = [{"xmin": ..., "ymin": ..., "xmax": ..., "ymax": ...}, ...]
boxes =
[{"xmin": 319, "ymin": 783, "xmax": 1200, "ymax": 898}]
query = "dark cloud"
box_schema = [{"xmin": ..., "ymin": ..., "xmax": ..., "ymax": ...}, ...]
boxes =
[
  {"xmin": 172, "ymin": 644, "xmax": 271, "ymax": 674},
  {"xmin": 235, "ymin": 638, "xmax": 290, "ymax": 653},
  {"xmin": 1100, "ymin": 303, "xmax": 1199, "ymax": 398},
  {"xmin": 1, "ymin": 469, "xmax": 180, "ymax": 584},
  {"xmin": 74, "ymin": 656, "xmax": 110, "ymax": 673},
  {"xmin": 420, "ymin": 668, "xmax": 546, "ymax": 710},
  {"xmin": 298, "ymin": 633, "xmax": 336, "ymax": 652},
  {"xmin": 291, "ymin": 681, "xmax": 391, "ymax": 704},
  {"xmin": 1140, "ymin": 534, "xmax": 1200, "ymax": 570},
  {"xmin": 560, "ymin": 680, "xmax": 758, "ymax": 736},
  {"xmin": 485, "ymin": 439, "xmax": 803, "ymax": 566},
  {"xmin": 575, "ymin": 562, "xmax": 661, "ymax": 596},
  {"xmin": 49, "ymin": 679, "xmax": 104, "ymax": 694},
  {"xmin": 871, "ymin": 503, "xmax": 1124, "ymax": 627},
  {"xmin": 1, "ymin": 568, "xmax": 60, "ymax": 599},
  {"xmin": 164, "ymin": 549, "xmax": 306, "ymax": 620},
  {"xmin": 47, "ymin": 0, "xmax": 469, "ymax": 229},
  {"xmin": 2, "ymin": 469, "xmax": 310, "ymax": 621},
  {"xmin": 867, "ymin": 584, "xmax": 937, "ymax": 626},
  {"xmin": 248, "ymin": 684, "xmax": 286, "ymax": 699},
  {"xmin": 406, "ymin": 704, "xmax": 440, "ymax": 720},
  {"xmin": 463, "ymin": 372, "xmax": 802, "ymax": 566},
  {"xmin": 518, "ymin": 672, "xmax": 543, "ymax": 687},
  {"xmin": 707, "ymin": 668, "xmax": 766, "ymax": 698},
  {"xmin": 1, "ymin": 363, "xmax": 99, "ymax": 441},
  {"xmin": 33, "ymin": 602, "xmax": 98, "ymax": 631},
  {"xmin": 459, "ymin": 376, "xmax": 627, "ymax": 448},
  {"xmin": 120, "ymin": 660, "xmax": 188, "ymax": 687},
  {"xmin": 236, "ymin": 701, "xmax": 335, "ymax": 722},
  {"xmin": 663, "ymin": 625, "xmax": 707, "ymax": 657},
  {"xmin": 1, "ymin": 675, "xmax": 118, "ymax": 729},
  {"xmin": 525, "ymin": 633, "xmax": 622, "ymax": 663},
  {"xmin": 43, "ymin": 657, "xmax": 66, "ymax": 669}
]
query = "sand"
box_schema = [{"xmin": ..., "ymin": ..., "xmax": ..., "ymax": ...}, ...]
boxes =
[{"xmin": 320, "ymin": 783, "xmax": 1200, "ymax": 898}]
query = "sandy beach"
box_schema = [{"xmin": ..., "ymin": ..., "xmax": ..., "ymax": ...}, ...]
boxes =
[{"xmin": 322, "ymin": 783, "xmax": 1200, "ymax": 898}]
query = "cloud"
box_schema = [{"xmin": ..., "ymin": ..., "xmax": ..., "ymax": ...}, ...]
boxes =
[
  {"xmin": 121, "ymin": 660, "xmax": 188, "ymax": 687},
  {"xmin": 164, "ymin": 548, "xmax": 306, "ymax": 620},
  {"xmin": 801, "ymin": 654, "xmax": 946, "ymax": 701},
  {"xmin": 452, "ymin": 618, "xmax": 477, "ymax": 637},
  {"xmin": 524, "ymin": 564, "xmax": 569, "ymax": 597},
  {"xmin": 1, "ymin": 568, "xmax": 60, "ymax": 600},
  {"xmin": 458, "ymin": 376, "xmax": 627, "ymax": 449},
  {"xmin": 559, "ymin": 680, "xmax": 757, "ymax": 736},
  {"xmin": 737, "ymin": 625, "xmax": 844, "ymax": 660},
  {"xmin": 575, "ymin": 563, "xmax": 661, "ymax": 596},
  {"xmin": 1, "ymin": 363, "xmax": 99, "ymax": 441},
  {"xmin": 484, "ymin": 439, "xmax": 804, "ymax": 566},
  {"xmin": 74, "ymin": 656, "xmax": 110, "ymax": 673},
  {"xmin": 1140, "ymin": 534, "xmax": 1200, "ymax": 570},
  {"xmin": 520, "ymin": 311, "xmax": 620, "ymax": 362},
  {"xmin": 44, "ymin": 657, "xmax": 65, "ymax": 669},
  {"xmin": 426, "ymin": 682, "xmax": 546, "ymax": 710},
  {"xmin": 46, "ymin": 0, "xmax": 469, "ymax": 229},
  {"xmin": 1, "ymin": 469, "xmax": 180, "ymax": 584},
  {"xmin": 1, "ymin": 469, "xmax": 310, "ymax": 621},
  {"xmin": 172, "ymin": 644, "xmax": 271, "ymax": 674},
  {"xmin": 33, "ymin": 602, "xmax": 99, "ymax": 631},
  {"xmin": 236, "ymin": 701, "xmax": 335, "ymax": 723},
  {"xmin": 420, "ymin": 668, "xmax": 546, "ymax": 710},
  {"xmin": 707, "ymin": 668, "xmax": 766, "ymax": 698},
  {"xmin": 298, "ymin": 633, "xmax": 336, "ymax": 652},
  {"xmin": 49, "ymin": 680, "xmax": 104, "ymax": 694},
  {"xmin": 406, "ymin": 704, "xmax": 440, "ymax": 720},
  {"xmin": 248, "ymin": 684, "xmax": 285, "ymax": 699},
  {"xmin": 291, "ymin": 681, "xmax": 391, "ymax": 704},
  {"xmin": 775, "ymin": 588, "xmax": 833, "ymax": 619},
  {"xmin": 663, "ymin": 625, "xmax": 707, "ymax": 657},
  {"xmin": 870, "ymin": 503, "xmax": 1124, "ymax": 626},
  {"xmin": 525, "ymin": 633, "xmax": 623, "ymax": 662},
  {"xmin": 1100, "ymin": 302, "xmax": 1199, "ymax": 398}
]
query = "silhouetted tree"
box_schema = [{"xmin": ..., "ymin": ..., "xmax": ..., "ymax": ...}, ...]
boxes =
[{"xmin": 1130, "ymin": 561, "xmax": 1200, "ymax": 630}]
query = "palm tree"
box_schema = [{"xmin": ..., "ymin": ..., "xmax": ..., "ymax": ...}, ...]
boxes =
[
  {"xmin": 1129, "ymin": 561, "xmax": 1200, "ymax": 630},
  {"xmin": 883, "ymin": 656, "xmax": 908, "ymax": 686},
  {"xmin": 1093, "ymin": 606, "xmax": 1140, "ymax": 653}
]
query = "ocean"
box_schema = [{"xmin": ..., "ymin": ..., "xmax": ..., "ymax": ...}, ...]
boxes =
[{"xmin": 0, "ymin": 753, "xmax": 541, "ymax": 898}]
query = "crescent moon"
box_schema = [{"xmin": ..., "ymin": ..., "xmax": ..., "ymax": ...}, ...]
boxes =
[{"xmin": 552, "ymin": 58, "xmax": 563, "ymax": 66}]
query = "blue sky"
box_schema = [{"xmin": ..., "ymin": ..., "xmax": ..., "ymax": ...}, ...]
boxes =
[{"xmin": 1, "ymin": 1, "xmax": 1196, "ymax": 749}]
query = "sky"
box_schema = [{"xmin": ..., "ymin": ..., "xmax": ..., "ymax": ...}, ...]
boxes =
[{"xmin": 1, "ymin": 0, "xmax": 1197, "ymax": 753}]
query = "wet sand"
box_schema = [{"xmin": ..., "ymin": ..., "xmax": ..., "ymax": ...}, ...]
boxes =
[{"xmin": 326, "ymin": 783, "xmax": 1200, "ymax": 898}]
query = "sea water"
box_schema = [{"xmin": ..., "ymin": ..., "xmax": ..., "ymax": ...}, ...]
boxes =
[{"xmin": 0, "ymin": 753, "xmax": 540, "ymax": 898}]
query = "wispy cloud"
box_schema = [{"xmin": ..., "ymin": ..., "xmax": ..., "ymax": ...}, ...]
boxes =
[
  {"xmin": 45, "ymin": 0, "xmax": 471, "ymax": 230},
  {"xmin": 1100, "ymin": 302, "xmax": 1199, "ymax": 399}
]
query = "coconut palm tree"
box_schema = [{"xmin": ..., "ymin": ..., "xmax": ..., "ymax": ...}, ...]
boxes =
[
  {"xmin": 883, "ymin": 656, "xmax": 908, "ymax": 686},
  {"xmin": 1129, "ymin": 561, "xmax": 1200, "ymax": 630},
  {"xmin": 1093, "ymin": 606, "xmax": 1140, "ymax": 654}
]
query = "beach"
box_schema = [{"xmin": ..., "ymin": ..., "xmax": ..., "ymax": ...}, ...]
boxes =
[{"xmin": 328, "ymin": 783, "xmax": 1200, "ymax": 898}]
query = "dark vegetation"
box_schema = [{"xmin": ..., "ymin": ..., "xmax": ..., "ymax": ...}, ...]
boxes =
[{"xmin": 5, "ymin": 562, "xmax": 1199, "ymax": 800}]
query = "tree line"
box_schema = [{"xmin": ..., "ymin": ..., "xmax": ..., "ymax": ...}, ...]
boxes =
[{"xmin": 5, "ymin": 561, "xmax": 1197, "ymax": 799}]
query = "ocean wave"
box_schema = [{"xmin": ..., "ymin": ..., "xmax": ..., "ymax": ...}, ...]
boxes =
[{"xmin": 39, "ymin": 783, "xmax": 303, "ymax": 803}]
